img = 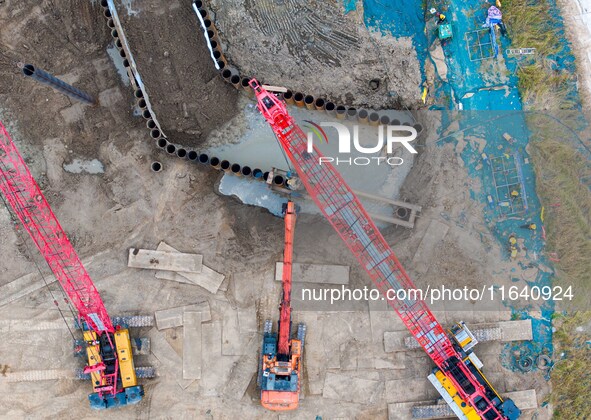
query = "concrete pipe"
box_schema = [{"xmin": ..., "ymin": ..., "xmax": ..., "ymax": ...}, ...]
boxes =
[
  {"xmin": 358, "ymin": 109, "xmax": 369, "ymax": 123},
  {"xmin": 142, "ymin": 109, "xmax": 151, "ymax": 120},
  {"xmin": 137, "ymin": 98, "xmax": 147, "ymax": 109},
  {"xmin": 221, "ymin": 69, "xmax": 232, "ymax": 82},
  {"xmin": 147, "ymin": 119, "xmax": 156, "ymax": 129},
  {"xmin": 369, "ymin": 112, "xmax": 380, "ymax": 126},
  {"xmin": 304, "ymin": 95, "xmax": 315, "ymax": 110},
  {"xmin": 231, "ymin": 75, "xmax": 241, "ymax": 89},
  {"xmin": 347, "ymin": 107, "xmax": 357, "ymax": 120},
  {"xmin": 134, "ymin": 89, "xmax": 143, "ymax": 99},
  {"xmin": 107, "ymin": 19, "xmax": 115, "ymax": 29},
  {"xmin": 413, "ymin": 123, "xmax": 423, "ymax": 134},
  {"xmin": 241, "ymin": 166, "xmax": 252, "ymax": 177},
  {"xmin": 123, "ymin": 59, "xmax": 130, "ymax": 68},
  {"xmin": 396, "ymin": 207, "xmax": 409, "ymax": 219},
  {"xmin": 176, "ymin": 148, "xmax": 187, "ymax": 159},
  {"xmin": 210, "ymin": 40, "xmax": 220, "ymax": 52},
  {"xmin": 402, "ymin": 121, "xmax": 412, "ymax": 126},
  {"xmin": 188, "ymin": 151, "xmax": 198, "ymax": 161},
  {"xmin": 200, "ymin": 9, "xmax": 209, "ymax": 19},
  {"xmin": 207, "ymin": 30, "xmax": 215, "ymax": 40},
  {"xmin": 241, "ymin": 77, "xmax": 251, "ymax": 91},
  {"xmin": 380, "ymin": 115, "xmax": 390, "ymax": 125},
  {"xmin": 213, "ymin": 50, "xmax": 223, "ymax": 62},
  {"xmin": 210, "ymin": 157, "xmax": 221, "ymax": 169},
  {"xmin": 199, "ymin": 153, "xmax": 209, "ymax": 164},
  {"xmin": 111, "ymin": 29, "xmax": 118, "ymax": 38},
  {"xmin": 151, "ymin": 162, "xmax": 162, "ymax": 173},
  {"xmin": 104, "ymin": 9, "xmax": 112, "ymax": 18},
  {"xmin": 150, "ymin": 128, "xmax": 161, "ymax": 139},
  {"xmin": 336, "ymin": 105, "xmax": 347, "ymax": 120},
  {"xmin": 119, "ymin": 48, "xmax": 126, "ymax": 59},
  {"xmin": 194, "ymin": 0, "xmax": 203, "ymax": 7},
  {"xmin": 273, "ymin": 174, "xmax": 285, "ymax": 186},
  {"xmin": 221, "ymin": 160, "xmax": 231, "ymax": 172},
  {"xmin": 283, "ymin": 90, "xmax": 294, "ymax": 105},
  {"xmin": 217, "ymin": 60, "xmax": 226, "ymax": 70},
  {"xmin": 166, "ymin": 144, "xmax": 176, "ymax": 155},
  {"xmin": 294, "ymin": 92, "xmax": 305, "ymax": 107},
  {"xmin": 314, "ymin": 98, "xmax": 325, "ymax": 111},
  {"xmin": 252, "ymin": 168, "xmax": 263, "ymax": 179},
  {"xmin": 100, "ymin": 0, "xmax": 109, "ymax": 7},
  {"xmin": 157, "ymin": 138, "xmax": 167, "ymax": 148},
  {"xmin": 325, "ymin": 102, "xmax": 336, "ymax": 116},
  {"xmin": 231, "ymin": 163, "xmax": 242, "ymax": 176},
  {"xmin": 115, "ymin": 39, "xmax": 123, "ymax": 49},
  {"xmin": 263, "ymin": 171, "xmax": 270, "ymax": 182}
]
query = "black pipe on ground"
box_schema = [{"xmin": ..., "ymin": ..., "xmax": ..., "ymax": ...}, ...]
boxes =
[{"xmin": 22, "ymin": 64, "xmax": 96, "ymax": 105}]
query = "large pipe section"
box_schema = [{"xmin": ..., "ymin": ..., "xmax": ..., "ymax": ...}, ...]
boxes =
[{"xmin": 22, "ymin": 64, "xmax": 96, "ymax": 105}]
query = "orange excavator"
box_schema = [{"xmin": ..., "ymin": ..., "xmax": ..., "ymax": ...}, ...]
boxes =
[{"xmin": 259, "ymin": 201, "xmax": 305, "ymax": 411}]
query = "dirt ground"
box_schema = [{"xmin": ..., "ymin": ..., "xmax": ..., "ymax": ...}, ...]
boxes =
[
  {"xmin": 116, "ymin": 0, "xmax": 240, "ymax": 147},
  {"xmin": 0, "ymin": 1, "xmax": 551, "ymax": 419},
  {"xmin": 558, "ymin": 0, "xmax": 591, "ymax": 106},
  {"xmin": 207, "ymin": 0, "xmax": 422, "ymax": 109}
]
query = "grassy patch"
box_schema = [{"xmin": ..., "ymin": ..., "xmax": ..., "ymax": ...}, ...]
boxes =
[
  {"xmin": 503, "ymin": 0, "xmax": 576, "ymax": 108},
  {"xmin": 503, "ymin": 1, "xmax": 590, "ymax": 416},
  {"xmin": 530, "ymin": 136, "xmax": 591, "ymax": 309},
  {"xmin": 550, "ymin": 312, "xmax": 591, "ymax": 419}
]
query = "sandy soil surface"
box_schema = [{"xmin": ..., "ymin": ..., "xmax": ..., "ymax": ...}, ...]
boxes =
[
  {"xmin": 0, "ymin": 1, "xmax": 550, "ymax": 418},
  {"xmin": 558, "ymin": 0, "xmax": 591, "ymax": 105},
  {"xmin": 207, "ymin": 0, "xmax": 423, "ymax": 109}
]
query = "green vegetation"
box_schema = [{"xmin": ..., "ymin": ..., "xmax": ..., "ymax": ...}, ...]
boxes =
[
  {"xmin": 503, "ymin": 1, "xmax": 591, "ymax": 416},
  {"xmin": 503, "ymin": 0, "xmax": 576, "ymax": 108},
  {"xmin": 529, "ymin": 135, "xmax": 591, "ymax": 309},
  {"xmin": 550, "ymin": 312, "xmax": 591, "ymax": 419}
]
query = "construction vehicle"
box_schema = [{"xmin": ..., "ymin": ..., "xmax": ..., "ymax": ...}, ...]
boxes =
[
  {"xmin": 428, "ymin": 322, "xmax": 514, "ymax": 419},
  {"xmin": 0, "ymin": 121, "xmax": 143, "ymax": 409},
  {"xmin": 249, "ymin": 79, "xmax": 521, "ymax": 420},
  {"xmin": 260, "ymin": 201, "xmax": 305, "ymax": 411}
]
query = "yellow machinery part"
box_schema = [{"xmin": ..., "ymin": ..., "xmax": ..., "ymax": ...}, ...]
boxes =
[
  {"xmin": 434, "ymin": 370, "xmax": 480, "ymax": 420},
  {"xmin": 114, "ymin": 328, "xmax": 137, "ymax": 388},
  {"xmin": 84, "ymin": 331, "xmax": 104, "ymax": 391}
]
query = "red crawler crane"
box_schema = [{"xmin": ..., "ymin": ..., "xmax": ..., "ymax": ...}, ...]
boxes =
[
  {"xmin": 249, "ymin": 79, "xmax": 520, "ymax": 419},
  {"xmin": 0, "ymin": 121, "xmax": 143, "ymax": 409}
]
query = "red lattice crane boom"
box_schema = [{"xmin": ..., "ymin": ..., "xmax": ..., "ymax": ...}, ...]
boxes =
[
  {"xmin": 249, "ymin": 79, "xmax": 517, "ymax": 419},
  {"xmin": 277, "ymin": 201, "xmax": 296, "ymax": 356},
  {"xmin": 0, "ymin": 121, "xmax": 143, "ymax": 409}
]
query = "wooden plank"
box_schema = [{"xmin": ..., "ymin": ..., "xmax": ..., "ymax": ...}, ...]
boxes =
[
  {"xmin": 500, "ymin": 319, "xmax": 533, "ymax": 341},
  {"xmin": 154, "ymin": 302, "xmax": 211, "ymax": 330},
  {"xmin": 221, "ymin": 335, "xmax": 259, "ymax": 400},
  {"xmin": 323, "ymin": 372, "xmax": 384, "ymax": 404},
  {"xmin": 275, "ymin": 262, "xmax": 350, "ymax": 285},
  {"xmin": 128, "ymin": 248, "xmax": 202, "ymax": 273},
  {"xmin": 155, "ymin": 242, "xmax": 224, "ymax": 294},
  {"xmin": 150, "ymin": 332, "xmax": 195, "ymax": 389},
  {"xmin": 182, "ymin": 310, "xmax": 202, "ymax": 380}
]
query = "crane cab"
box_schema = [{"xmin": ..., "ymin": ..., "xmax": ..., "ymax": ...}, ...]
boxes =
[
  {"xmin": 84, "ymin": 327, "xmax": 144, "ymax": 409},
  {"xmin": 260, "ymin": 331, "xmax": 302, "ymax": 411}
]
